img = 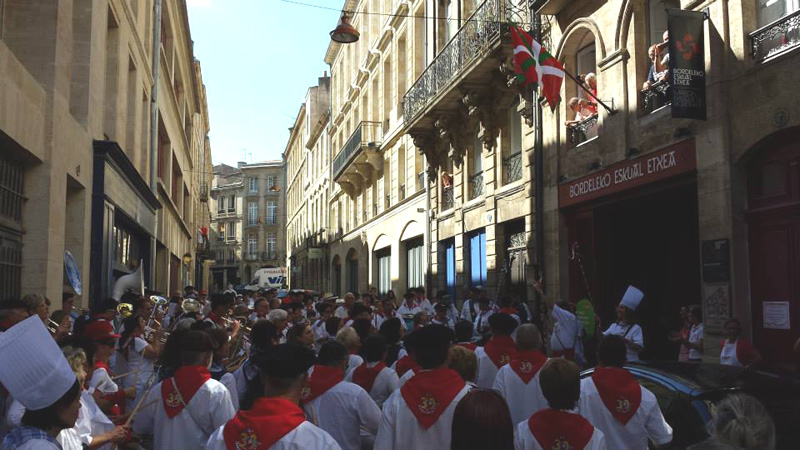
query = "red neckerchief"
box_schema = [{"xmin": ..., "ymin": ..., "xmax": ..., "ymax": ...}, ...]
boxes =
[
  {"xmin": 529, "ymin": 409, "xmax": 594, "ymax": 449},
  {"xmin": 509, "ymin": 350, "xmax": 547, "ymax": 384},
  {"xmin": 591, "ymin": 367, "xmax": 642, "ymax": 425},
  {"xmin": 352, "ymin": 362, "xmax": 386, "ymax": 392},
  {"xmin": 484, "ymin": 335, "xmax": 517, "ymax": 368},
  {"xmin": 400, "ymin": 368, "xmax": 465, "ymax": 429},
  {"xmin": 206, "ymin": 312, "xmax": 223, "ymax": 325},
  {"xmin": 499, "ymin": 307, "xmax": 517, "ymax": 315},
  {"xmin": 455, "ymin": 342, "xmax": 477, "ymax": 351},
  {"xmin": 93, "ymin": 360, "xmax": 111, "ymax": 375},
  {"xmin": 93, "ymin": 361, "xmax": 123, "ymax": 418},
  {"xmin": 160, "ymin": 365, "xmax": 212, "ymax": 418},
  {"xmin": 223, "ymin": 397, "xmax": 305, "ymax": 450},
  {"xmin": 300, "ymin": 365, "xmax": 343, "ymax": 405},
  {"xmin": 395, "ymin": 355, "xmax": 420, "ymax": 377}
]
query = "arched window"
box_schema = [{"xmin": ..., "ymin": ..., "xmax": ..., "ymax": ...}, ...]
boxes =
[
  {"xmin": 648, "ymin": 0, "xmax": 680, "ymax": 46},
  {"xmin": 504, "ymin": 98, "xmax": 523, "ymax": 184}
]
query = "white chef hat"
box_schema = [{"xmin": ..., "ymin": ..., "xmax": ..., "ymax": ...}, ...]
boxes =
[
  {"xmin": 0, "ymin": 315, "xmax": 77, "ymax": 410},
  {"xmin": 620, "ymin": 285, "xmax": 644, "ymax": 311}
]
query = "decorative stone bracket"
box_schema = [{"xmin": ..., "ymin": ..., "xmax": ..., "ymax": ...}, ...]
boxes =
[{"xmin": 462, "ymin": 90, "xmax": 500, "ymax": 152}]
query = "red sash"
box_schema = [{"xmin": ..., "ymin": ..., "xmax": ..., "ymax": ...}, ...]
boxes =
[
  {"xmin": 352, "ymin": 362, "xmax": 386, "ymax": 392},
  {"xmin": 509, "ymin": 350, "xmax": 547, "ymax": 384},
  {"xmin": 455, "ymin": 342, "xmax": 477, "ymax": 351},
  {"xmin": 499, "ymin": 307, "xmax": 517, "ymax": 316},
  {"xmin": 300, "ymin": 365, "xmax": 343, "ymax": 405},
  {"xmin": 222, "ymin": 397, "xmax": 305, "ymax": 450},
  {"xmin": 161, "ymin": 365, "xmax": 212, "ymax": 418},
  {"xmin": 395, "ymin": 355, "xmax": 420, "ymax": 377},
  {"xmin": 591, "ymin": 367, "xmax": 642, "ymax": 425},
  {"xmin": 400, "ymin": 368, "xmax": 465, "ymax": 429},
  {"xmin": 529, "ymin": 409, "xmax": 594, "ymax": 449},
  {"xmin": 484, "ymin": 335, "xmax": 517, "ymax": 368}
]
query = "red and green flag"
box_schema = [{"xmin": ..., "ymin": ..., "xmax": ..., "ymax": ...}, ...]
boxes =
[{"xmin": 511, "ymin": 26, "xmax": 565, "ymax": 110}]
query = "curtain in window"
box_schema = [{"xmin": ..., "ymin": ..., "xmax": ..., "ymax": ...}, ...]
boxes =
[
  {"xmin": 377, "ymin": 249, "xmax": 391, "ymax": 296},
  {"xmin": 406, "ymin": 238, "xmax": 424, "ymax": 289},
  {"xmin": 469, "ymin": 230, "xmax": 487, "ymax": 287}
]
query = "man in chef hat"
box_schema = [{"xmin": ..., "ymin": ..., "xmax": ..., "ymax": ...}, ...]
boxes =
[
  {"xmin": 601, "ymin": 286, "xmax": 645, "ymax": 363},
  {"xmin": 0, "ymin": 315, "xmax": 81, "ymax": 449}
]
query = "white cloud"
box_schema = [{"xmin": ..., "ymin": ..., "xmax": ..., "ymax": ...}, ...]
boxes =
[{"xmin": 187, "ymin": 0, "xmax": 211, "ymax": 7}]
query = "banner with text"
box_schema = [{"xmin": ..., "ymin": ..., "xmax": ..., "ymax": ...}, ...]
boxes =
[{"xmin": 668, "ymin": 9, "xmax": 707, "ymax": 120}]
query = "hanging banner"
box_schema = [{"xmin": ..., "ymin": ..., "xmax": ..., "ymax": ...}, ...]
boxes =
[{"xmin": 668, "ymin": 9, "xmax": 706, "ymax": 120}]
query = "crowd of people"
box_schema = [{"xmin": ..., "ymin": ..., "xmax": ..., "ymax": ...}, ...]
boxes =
[{"xmin": 0, "ymin": 284, "xmax": 778, "ymax": 449}]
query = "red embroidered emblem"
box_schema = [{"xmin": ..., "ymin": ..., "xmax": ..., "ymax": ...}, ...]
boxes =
[
  {"xmin": 499, "ymin": 353, "xmax": 511, "ymax": 365},
  {"xmin": 165, "ymin": 392, "xmax": 181, "ymax": 408},
  {"xmin": 418, "ymin": 393, "xmax": 439, "ymax": 415},
  {"xmin": 519, "ymin": 360, "xmax": 533, "ymax": 373},
  {"xmin": 615, "ymin": 397, "xmax": 632, "ymax": 414},
  {"xmin": 551, "ymin": 436, "xmax": 574, "ymax": 450},
  {"xmin": 235, "ymin": 427, "xmax": 260, "ymax": 450}
]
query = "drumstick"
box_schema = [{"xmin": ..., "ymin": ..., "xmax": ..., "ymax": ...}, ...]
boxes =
[
  {"xmin": 123, "ymin": 372, "xmax": 158, "ymax": 428},
  {"xmin": 111, "ymin": 371, "xmax": 134, "ymax": 381}
]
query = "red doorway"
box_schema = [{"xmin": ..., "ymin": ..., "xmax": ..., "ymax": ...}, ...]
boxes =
[{"xmin": 747, "ymin": 128, "xmax": 800, "ymax": 367}]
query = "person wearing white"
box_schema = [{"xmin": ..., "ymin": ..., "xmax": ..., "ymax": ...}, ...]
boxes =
[
  {"xmin": 345, "ymin": 336, "xmax": 401, "ymax": 408},
  {"xmin": 602, "ymin": 286, "xmax": 645, "ymax": 363},
  {"xmin": 303, "ymin": 342, "xmax": 381, "ymax": 450},
  {"xmin": 474, "ymin": 313, "xmax": 518, "ymax": 388},
  {"xmin": 459, "ymin": 287, "xmax": 482, "ymax": 323},
  {"xmin": 346, "ymin": 363, "xmax": 400, "ymax": 408},
  {"xmin": 116, "ymin": 316, "xmax": 159, "ymax": 413},
  {"xmin": 684, "ymin": 306, "xmax": 704, "ymax": 362},
  {"xmin": 493, "ymin": 324, "xmax": 548, "ymax": 425},
  {"xmin": 133, "ymin": 331, "xmax": 235, "ymax": 450},
  {"xmin": 206, "ymin": 344, "xmax": 341, "ymax": 450},
  {"xmin": 515, "ymin": 360, "xmax": 605, "ymax": 450},
  {"xmin": 335, "ymin": 293, "xmax": 356, "ymax": 319},
  {"xmin": 550, "ymin": 302, "xmax": 580, "ymax": 360},
  {"xmin": 578, "ymin": 336, "xmax": 672, "ymax": 450}
]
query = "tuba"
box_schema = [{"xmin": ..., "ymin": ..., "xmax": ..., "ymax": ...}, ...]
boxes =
[
  {"xmin": 111, "ymin": 262, "xmax": 144, "ymax": 301},
  {"xmin": 181, "ymin": 298, "xmax": 201, "ymax": 314},
  {"xmin": 117, "ymin": 303, "xmax": 133, "ymax": 318}
]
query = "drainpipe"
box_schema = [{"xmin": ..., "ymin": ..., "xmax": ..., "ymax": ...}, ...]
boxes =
[
  {"xmin": 424, "ymin": 157, "xmax": 431, "ymax": 292},
  {"xmin": 148, "ymin": 0, "xmax": 162, "ymax": 291},
  {"xmin": 532, "ymin": 8, "xmax": 545, "ymax": 327}
]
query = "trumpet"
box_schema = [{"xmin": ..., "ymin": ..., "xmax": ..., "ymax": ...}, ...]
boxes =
[
  {"xmin": 47, "ymin": 318, "xmax": 71, "ymax": 337},
  {"xmin": 117, "ymin": 303, "xmax": 133, "ymax": 318}
]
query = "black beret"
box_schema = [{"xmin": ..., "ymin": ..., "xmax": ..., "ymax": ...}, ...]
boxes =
[
  {"xmin": 488, "ymin": 313, "xmax": 518, "ymax": 335},
  {"xmin": 404, "ymin": 324, "xmax": 455, "ymax": 350},
  {"xmin": 255, "ymin": 344, "xmax": 316, "ymax": 379}
]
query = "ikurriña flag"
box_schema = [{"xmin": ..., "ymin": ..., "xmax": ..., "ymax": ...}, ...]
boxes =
[{"xmin": 510, "ymin": 26, "xmax": 565, "ymax": 110}]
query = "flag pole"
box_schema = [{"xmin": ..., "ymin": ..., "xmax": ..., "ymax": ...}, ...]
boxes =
[{"xmin": 561, "ymin": 69, "xmax": 616, "ymax": 115}]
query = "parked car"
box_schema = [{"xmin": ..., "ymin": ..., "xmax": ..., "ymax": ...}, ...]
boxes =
[{"xmin": 580, "ymin": 362, "xmax": 800, "ymax": 449}]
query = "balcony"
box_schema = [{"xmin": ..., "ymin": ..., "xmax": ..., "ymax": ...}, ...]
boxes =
[
  {"xmin": 641, "ymin": 80, "xmax": 670, "ymax": 114},
  {"xmin": 504, "ymin": 153, "xmax": 522, "ymax": 183},
  {"xmin": 442, "ymin": 185, "xmax": 455, "ymax": 210},
  {"xmin": 403, "ymin": 0, "xmax": 529, "ymax": 130},
  {"xmin": 262, "ymin": 251, "xmax": 278, "ymax": 261},
  {"xmin": 332, "ymin": 121, "xmax": 384, "ymax": 196},
  {"xmin": 244, "ymin": 253, "xmax": 259, "ymax": 261},
  {"xmin": 199, "ymin": 183, "xmax": 209, "ymax": 202},
  {"xmin": 469, "ymin": 172, "xmax": 484, "ymax": 200},
  {"xmin": 751, "ymin": 9, "xmax": 800, "ymax": 62},
  {"xmin": 568, "ymin": 115, "xmax": 599, "ymax": 145}
]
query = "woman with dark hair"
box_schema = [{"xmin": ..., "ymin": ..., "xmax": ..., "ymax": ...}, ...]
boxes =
[
  {"xmin": 116, "ymin": 315, "xmax": 159, "ymax": 414},
  {"xmin": 236, "ymin": 320, "xmax": 280, "ymax": 410},
  {"xmin": 286, "ymin": 321, "xmax": 315, "ymax": 349},
  {"xmin": 156, "ymin": 328, "xmax": 188, "ymax": 381},
  {"xmin": 82, "ymin": 321, "xmax": 135, "ymax": 419},
  {"xmin": 720, "ymin": 318, "xmax": 761, "ymax": 368},
  {"xmin": 451, "ymin": 389, "xmax": 514, "ymax": 450},
  {"xmin": 380, "ymin": 317, "xmax": 407, "ymax": 367}
]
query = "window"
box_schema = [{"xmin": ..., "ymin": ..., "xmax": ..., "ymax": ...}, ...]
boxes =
[
  {"xmin": 227, "ymin": 222, "xmax": 235, "ymax": 240},
  {"xmin": 249, "ymin": 177, "xmax": 258, "ymax": 192},
  {"xmin": 757, "ymin": 0, "xmax": 799, "ymax": 28},
  {"xmin": 505, "ymin": 99, "xmax": 523, "ymax": 184},
  {"xmin": 576, "ymin": 45, "xmax": 596, "ymax": 100},
  {"xmin": 469, "ymin": 130, "xmax": 484, "ymax": 200},
  {"xmin": 248, "ymin": 236, "xmax": 257, "ymax": 257},
  {"xmin": 267, "ymin": 176, "xmax": 276, "ymax": 191},
  {"xmin": 406, "ymin": 238, "xmax": 424, "ymax": 290},
  {"xmin": 228, "ymin": 195, "xmax": 235, "ymax": 212},
  {"xmin": 468, "ymin": 230, "xmax": 487, "ymax": 287},
  {"xmin": 217, "ymin": 195, "xmax": 226, "ymax": 213},
  {"xmin": 648, "ymin": 0, "xmax": 680, "ymax": 46},
  {"xmin": 266, "ymin": 201, "xmax": 277, "ymax": 225},
  {"xmin": 266, "ymin": 232, "xmax": 277, "ymax": 256},
  {"xmin": 248, "ymin": 202, "xmax": 258, "ymax": 225},
  {"xmin": 218, "ymin": 223, "xmax": 226, "ymax": 240},
  {"xmin": 376, "ymin": 248, "xmax": 391, "ymax": 296}
]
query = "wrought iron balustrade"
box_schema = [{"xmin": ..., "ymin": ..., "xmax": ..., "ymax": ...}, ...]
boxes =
[
  {"xmin": 332, "ymin": 121, "xmax": 383, "ymax": 179},
  {"xmin": 442, "ymin": 186, "xmax": 455, "ymax": 210},
  {"xmin": 403, "ymin": 0, "xmax": 529, "ymax": 125},
  {"xmin": 568, "ymin": 115, "xmax": 599, "ymax": 145},
  {"xmin": 642, "ymin": 80, "xmax": 671, "ymax": 114},
  {"xmin": 469, "ymin": 172, "xmax": 484, "ymax": 200},
  {"xmin": 751, "ymin": 9, "xmax": 800, "ymax": 61},
  {"xmin": 504, "ymin": 153, "xmax": 522, "ymax": 183}
]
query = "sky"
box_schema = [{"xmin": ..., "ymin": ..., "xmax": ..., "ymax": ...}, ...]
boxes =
[{"xmin": 186, "ymin": 0, "xmax": 339, "ymax": 166}]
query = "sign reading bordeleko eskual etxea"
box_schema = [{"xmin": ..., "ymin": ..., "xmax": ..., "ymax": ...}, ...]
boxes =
[{"xmin": 668, "ymin": 9, "xmax": 707, "ymax": 120}]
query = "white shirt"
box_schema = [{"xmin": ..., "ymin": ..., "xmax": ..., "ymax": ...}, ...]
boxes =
[
  {"xmin": 133, "ymin": 377, "xmax": 236, "ymax": 450},
  {"xmin": 418, "ymin": 299, "xmax": 434, "ymax": 316},
  {"xmin": 12, "ymin": 439, "xmax": 60, "ymax": 450},
  {"xmin": 493, "ymin": 364, "xmax": 547, "ymax": 426},
  {"xmin": 119, "ymin": 337, "xmax": 155, "ymax": 413},
  {"xmin": 603, "ymin": 323, "xmax": 644, "ymax": 363},
  {"xmin": 431, "ymin": 316, "xmax": 455, "ymax": 330},
  {"xmin": 398, "ymin": 369, "xmax": 416, "ymax": 386},
  {"xmin": 515, "ymin": 418, "xmax": 606, "ymax": 450},
  {"xmin": 346, "ymin": 354, "xmax": 363, "ymax": 379},
  {"xmin": 233, "ymin": 365, "xmax": 248, "ymax": 405},
  {"xmin": 550, "ymin": 305, "xmax": 579, "ymax": 352},
  {"xmin": 57, "ymin": 391, "xmax": 115, "ymax": 450},
  {"xmin": 372, "ymin": 313, "xmax": 388, "ymax": 331},
  {"xmin": 474, "ymin": 346, "xmax": 502, "ymax": 389},
  {"xmin": 89, "ymin": 367, "xmax": 118, "ymax": 394},
  {"xmin": 688, "ymin": 323, "xmax": 704, "ymax": 360},
  {"xmin": 374, "ymin": 381, "xmax": 470, "ymax": 450},
  {"xmin": 345, "ymin": 363, "xmax": 401, "ymax": 408},
  {"xmin": 219, "ymin": 372, "xmax": 240, "ymax": 410},
  {"xmin": 302, "ymin": 380, "xmax": 381, "ymax": 450},
  {"xmin": 312, "ymin": 319, "xmax": 330, "ymax": 341},
  {"xmin": 335, "ymin": 305, "xmax": 349, "ymax": 319},
  {"xmin": 396, "ymin": 304, "xmax": 421, "ymax": 317},
  {"xmin": 459, "ymin": 299, "xmax": 480, "ymax": 322},
  {"xmin": 578, "ymin": 377, "xmax": 672, "ymax": 450},
  {"xmin": 473, "ymin": 309, "xmax": 494, "ymax": 334},
  {"xmin": 206, "ymin": 420, "xmax": 342, "ymax": 450}
]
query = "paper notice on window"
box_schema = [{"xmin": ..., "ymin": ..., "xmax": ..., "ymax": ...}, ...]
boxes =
[{"xmin": 763, "ymin": 301, "xmax": 790, "ymax": 330}]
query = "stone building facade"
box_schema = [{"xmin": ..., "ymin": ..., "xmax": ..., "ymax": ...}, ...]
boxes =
[
  {"xmin": 535, "ymin": 0, "xmax": 800, "ymax": 366},
  {"xmin": 0, "ymin": 0, "xmax": 212, "ymax": 308},
  {"xmin": 239, "ymin": 160, "xmax": 285, "ymax": 284}
]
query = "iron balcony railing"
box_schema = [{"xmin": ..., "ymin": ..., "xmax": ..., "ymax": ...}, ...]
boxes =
[
  {"xmin": 442, "ymin": 185, "xmax": 455, "ymax": 210},
  {"xmin": 403, "ymin": 0, "xmax": 529, "ymax": 125},
  {"xmin": 568, "ymin": 115, "xmax": 599, "ymax": 145},
  {"xmin": 332, "ymin": 121, "xmax": 384, "ymax": 180},
  {"xmin": 469, "ymin": 172, "xmax": 484, "ymax": 200},
  {"xmin": 641, "ymin": 80, "xmax": 671, "ymax": 114},
  {"xmin": 751, "ymin": 9, "xmax": 800, "ymax": 61},
  {"xmin": 504, "ymin": 152, "xmax": 523, "ymax": 183}
]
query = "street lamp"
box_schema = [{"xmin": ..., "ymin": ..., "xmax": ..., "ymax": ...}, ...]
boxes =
[{"xmin": 330, "ymin": 11, "xmax": 359, "ymax": 44}]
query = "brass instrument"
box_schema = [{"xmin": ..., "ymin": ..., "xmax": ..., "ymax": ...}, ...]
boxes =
[
  {"xmin": 47, "ymin": 318, "xmax": 60, "ymax": 334},
  {"xmin": 117, "ymin": 303, "xmax": 133, "ymax": 318},
  {"xmin": 181, "ymin": 298, "xmax": 201, "ymax": 314},
  {"xmin": 143, "ymin": 296, "xmax": 169, "ymax": 342}
]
